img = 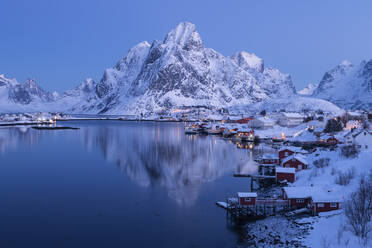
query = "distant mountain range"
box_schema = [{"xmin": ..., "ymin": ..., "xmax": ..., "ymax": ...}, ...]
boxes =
[{"xmin": 2, "ymin": 22, "xmax": 369, "ymax": 115}]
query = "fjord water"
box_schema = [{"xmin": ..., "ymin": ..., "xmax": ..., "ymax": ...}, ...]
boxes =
[{"xmin": 0, "ymin": 121, "xmax": 257, "ymax": 248}]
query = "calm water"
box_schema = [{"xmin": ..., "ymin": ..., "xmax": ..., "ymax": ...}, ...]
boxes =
[{"xmin": 0, "ymin": 121, "xmax": 258, "ymax": 248}]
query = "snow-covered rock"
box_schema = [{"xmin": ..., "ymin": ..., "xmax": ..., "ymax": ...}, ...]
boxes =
[
  {"xmin": 297, "ymin": 83, "xmax": 319, "ymax": 95},
  {"xmin": 312, "ymin": 59, "xmax": 372, "ymax": 110}
]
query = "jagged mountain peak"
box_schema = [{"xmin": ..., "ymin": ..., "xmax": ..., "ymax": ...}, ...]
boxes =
[
  {"xmin": 313, "ymin": 58, "xmax": 372, "ymax": 109},
  {"xmin": 339, "ymin": 59, "xmax": 352, "ymax": 67},
  {"xmin": 79, "ymin": 21, "xmax": 299, "ymax": 115},
  {"xmin": 163, "ymin": 22, "xmax": 202, "ymax": 50},
  {"xmin": 231, "ymin": 51, "xmax": 264, "ymax": 73},
  {"xmin": 63, "ymin": 78, "xmax": 97, "ymax": 98}
]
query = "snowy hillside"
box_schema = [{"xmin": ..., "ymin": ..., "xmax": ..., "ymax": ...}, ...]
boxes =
[
  {"xmin": 312, "ymin": 59, "xmax": 372, "ymax": 110},
  {"xmin": 228, "ymin": 95, "xmax": 344, "ymax": 116}
]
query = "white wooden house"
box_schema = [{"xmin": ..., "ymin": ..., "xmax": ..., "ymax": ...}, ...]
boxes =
[
  {"xmin": 344, "ymin": 129, "xmax": 372, "ymax": 150},
  {"xmin": 248, "ymin": 117, "xmax": 276, "ymax": 129},
  {"xmin": 278, "ymin": 113, "xmax": 304, "ymax": 127}
]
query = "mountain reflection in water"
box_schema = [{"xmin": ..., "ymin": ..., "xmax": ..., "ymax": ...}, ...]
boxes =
[{"xmin": 0, "ymin": 122, "xmax": 259, "ymax": 206}]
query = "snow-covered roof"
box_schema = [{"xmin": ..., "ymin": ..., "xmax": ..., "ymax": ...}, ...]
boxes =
[
  {"xmin": 276, "ymin": 167, "xmax": 295, "ymax": 174},
  {"xmin": 262, "ymin": 153, "xmax": 278, "ymax": 160},
  {"xmin": 283, "ymin": 186, "xmax": 321, "ymax": 199},
  {"xmin": 256, "ymin": 117, "xmax": 276, "ymax": 125},
  {"xmin": 283, "ymin": 187, "xmax": 343, "ymax": 203},
  {"xmin": 279, "ymin": 146, "xmax": 307, "ymax": 153},
  {"xmin": 237, "ymin": 192, "xmax": 257, "ymax": 198},
  {"xmin": 290, "ymin": 131, "xmax": 318, "ymax": 142},
  {"xmin": 347, "ymin": 111, "xmax": 363, "ymax": 117},
  {"xmin": 319, "ymin": 134, "xmax": 337, "ymax": 140},
  {"xmin": 282, "ymin": 154, "xmax": 308, "ymax": 165},
  {"xmin": 311, "ymin": 194, "xmax": 343, "ymax": 203},
  {"xmin": 281, "ymin": 112, "xmax": 304, "ymax": 118}
]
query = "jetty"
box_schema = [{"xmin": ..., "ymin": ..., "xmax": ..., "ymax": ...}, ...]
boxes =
[{"xmin": 217, "ymin": 192, "xmax": 290, "ymax": 220}]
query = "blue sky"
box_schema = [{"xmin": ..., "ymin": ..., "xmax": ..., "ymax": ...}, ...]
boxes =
[{"xmin": 0, "ymin": 0, "xmax": 371, "ymax": 93}]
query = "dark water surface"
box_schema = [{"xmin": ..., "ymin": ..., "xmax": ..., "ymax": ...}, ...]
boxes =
[{"xmin": 0, "ymin": 121, "xmax": 258, "ymax": 248}]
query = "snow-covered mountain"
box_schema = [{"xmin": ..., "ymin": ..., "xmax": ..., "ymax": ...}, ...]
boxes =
[
  {"xmin": 312, "ymin": 59, "xmax": 372, "ymax": 110},
  {"xmin": 70, "ymin": 22, "xmax": 297, "ymax": 115},
  {"xmin": 297, "ymin": 83, "xmax": 318, "ymax": 95},
  {"xmin": 0, "ymin": 22, "xmax": 347, "ymax": 115},
  {"xmin": 0, "ymin": 74, "xmax": 57, "ymax": 113}
]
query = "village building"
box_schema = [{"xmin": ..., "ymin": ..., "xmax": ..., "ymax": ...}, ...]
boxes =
[
  {"xmin": 247, "ymin": 117, "xmax": 276, "ymax": 129},
  {"xmin": 282, "ymin": 187, "xmax": 342, "ymax": 214},
  {"xmin": 309, "ymin": 195, "xmax": 342, "ymax": 215},
  {"xmin": 278, "ymin": 146, "xmax": 307, "ymax": 163},
  {"xmin": 344, "ymin": 129, "xmax": 372, "ymax": 149},
  {"xmin": 236, "ymin": 117, "xmax": 254, "ymax": 124},
  {"xmin": 237, "ymin": 192, "xmax": 257, "ymax": 206},
  {"xmin": 345, "ymin": 120, "xmax": 362, "ymax": 130},
  {"xmin": 318, "ymin": 134, "xmax": 340, "ymax": 145},
  {"xmin": 260, "ymin": 153, "xmax": 279, "ymax": 165},
  {"xmin": 278, "ymin": 112, "xmax": 304, "ymax": 127},
  {"xmin": 281, "ymin": 154, "xmax": 308, "ymax": 171},
  {"xmin": 276, "ymin": 167, "xmax": 295, "ymax": 183},
  {"xmin": 282, "ymin": 186, "xmax": 318, "ymax": 209}
]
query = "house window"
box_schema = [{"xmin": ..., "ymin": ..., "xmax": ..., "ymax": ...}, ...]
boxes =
[
  {"xmin": 285, "ymin": 152, "xmax": 288, "ymax": 156},
  {"xmin": 296, "ymin": 199, "xmax": 304, "ymax": 203},
  {"xmin": 330, "ymin": 203, "xmax": 337, "ymax": 208},
  {"xmin": 298, "ymin": 165, "xmax": 302, "ymax": 170},
  {"xmin": 318, "ymin": 203, "xmax": 324, "ymax": 207},
  {"xmin": 366, "ymin": 145, "xmax": 368, "ymax": 149},
  {"xmin": 244, "ymin": 197, "xmax": 251, "ymax": 202}
]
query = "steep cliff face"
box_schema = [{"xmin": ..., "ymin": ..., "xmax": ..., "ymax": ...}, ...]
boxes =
[
  {"xmin": 72, "ymin": 22, "xmax": 296, "ymax": 115},
  {"xmin": 312, "ymin": 60, "xmax": 372, "ymax": 109}
]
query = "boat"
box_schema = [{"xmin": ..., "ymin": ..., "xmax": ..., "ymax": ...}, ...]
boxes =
[
  {"xmin": 206, "ymin": 125, "xmax": 223, "ymax": 135},
  {"xmin": 184, "ymin": 125, "xmax": 198, "ymax": 134}
]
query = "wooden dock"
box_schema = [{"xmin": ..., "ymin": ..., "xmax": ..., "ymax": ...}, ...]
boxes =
[{"xmin": 221, "ymin": 198, "xmax": 290, "ymax": 220}]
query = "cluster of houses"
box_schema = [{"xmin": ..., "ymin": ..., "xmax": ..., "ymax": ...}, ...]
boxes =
[
  {"xmin": 234, "ymin": 186, "xmax": 342, "ymax": 215},
  {"xmin": 257, "ymin": 146, "xmax": 309, "ymax": 183}
]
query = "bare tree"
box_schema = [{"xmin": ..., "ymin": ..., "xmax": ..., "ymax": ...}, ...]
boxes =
[{"xmin": 344, "ymin": 173, "xmax": 372, "ymax": 245}]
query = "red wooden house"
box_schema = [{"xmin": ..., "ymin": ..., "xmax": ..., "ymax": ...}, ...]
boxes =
[
  {"xmin": 283, "ymin": 186, "xmax": 343, "ymax": 214},
  {"xmin": 276, "ymin": 167, "xmax": 295, "ymax": 183},
  {"xmin": 278, "ymin": 146, "xmax": 307, "ymax": 164},
  {"xmin": 237, "ymin": 192, "xmax": 257, "ymax": 206},
  {"xmin": 309, "ymin": 195, "xmax": 342, "ymax": 215},
  {"xmin": 282, "ymin": 186, "xmax": 319, "ymax": 209},
  {"xmin": 281, "ymin": 154, "xmax": 308, "ymax": 171},
  {"xmin": 236, "ymin": 117, "xmax": 254, "ymax": 124}
]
